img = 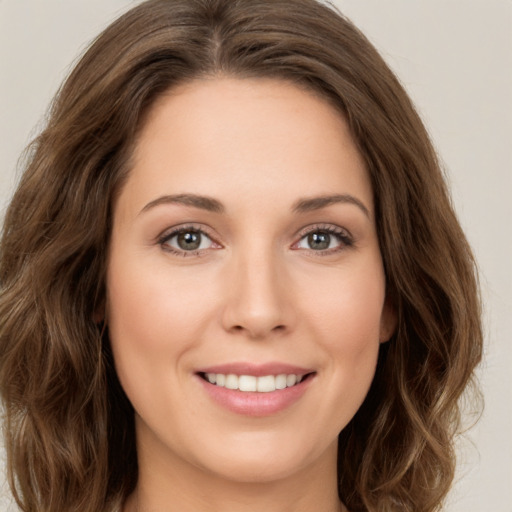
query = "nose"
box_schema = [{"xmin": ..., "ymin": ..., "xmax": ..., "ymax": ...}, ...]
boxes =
[{"xmin": 221, "ymin": 247, "xmax": 294, "ymax": 340}]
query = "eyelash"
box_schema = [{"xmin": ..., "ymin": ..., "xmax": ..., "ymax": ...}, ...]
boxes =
[
  {"xmin": 294, "ymin": 224, "xmax": 354, "ymax": 256},
  {"xmin": 158, "ymin": 224, "xmax": 218, "ymax": 257},
  {"xmin": 157, "ymin": 223, "xmax": 354, "ymax": 257}
]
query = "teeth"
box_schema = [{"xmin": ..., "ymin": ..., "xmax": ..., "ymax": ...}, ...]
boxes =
[
  {"xmin": 275, "ymin": 374, "xmax": 287, "ymax": 390},
  {"xmin": 238, "ymin": 375, "xmax": 257, "ymax": 392},
  {"xmin": 257, "ymin": 375, "xmax": 275, "ymax": 392},
  {"xmin": 286, "ymin": 374, "xmax": 297, "ymax": 387},
  {"xmin": 204, "ymin": 373, "xmax": 305, "ymax": 392},
  {"xmin": 225, "ymin": 374, "xmax": 238, "ymax": 390}
]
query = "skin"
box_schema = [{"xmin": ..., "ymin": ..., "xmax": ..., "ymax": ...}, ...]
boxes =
[{"xmin": 107, "ymin": 77, "xmax": 395, "ymax": 512}]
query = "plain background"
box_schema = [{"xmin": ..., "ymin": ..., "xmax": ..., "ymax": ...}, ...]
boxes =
[{"xmin": 0, "ymin": 1, "xmax": 511, "ymax": 510}]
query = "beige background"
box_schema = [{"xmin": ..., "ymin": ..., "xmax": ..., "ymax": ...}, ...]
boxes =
[{"xmin": 1, "ymin": 0, "xmax": 511, "ymax": 510}]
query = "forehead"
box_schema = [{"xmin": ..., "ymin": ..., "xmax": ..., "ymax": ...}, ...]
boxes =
[{"xmin": 120, "ymin": 77, "xmax": 373, "ymax": 219}]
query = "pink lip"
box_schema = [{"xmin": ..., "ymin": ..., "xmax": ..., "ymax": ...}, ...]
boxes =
[
  {"xmin": 196, "ymin": 362, "xmax": 313, "ymax": 377},
  {"xmin": 195, "ymin": 362, "xmax": 316, "ymax": 417}
]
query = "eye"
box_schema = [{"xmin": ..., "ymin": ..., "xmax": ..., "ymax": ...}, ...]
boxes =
[
  {"xmin": 294, "ymin": 226, "xmax": 353, "ymax": 253},
  {"xmin": 159, "ymin": 226, "xmax": 218, "ymax": 255}
]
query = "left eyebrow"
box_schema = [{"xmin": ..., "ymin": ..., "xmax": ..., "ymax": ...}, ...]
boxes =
[
  {"xmin": 292, "ymin": 194, "xmax": 370, "ymax": 218},
  {"xmin": 139, "ymin": 193, "xmax": 225, "ymax": 215}
]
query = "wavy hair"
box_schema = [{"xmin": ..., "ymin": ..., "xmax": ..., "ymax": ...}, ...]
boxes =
[{"xmin": 0, "ymin": 0, "xmax": 482, "ymax": 510}]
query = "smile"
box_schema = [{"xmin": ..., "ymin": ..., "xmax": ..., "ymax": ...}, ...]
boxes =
[
  {"xmin": 196, "ymin": 367, "xmax": 316, "ymax": 416},
  {"xmin": 201, "ymin": 373, "xmax": 307, "ymax": 392}
]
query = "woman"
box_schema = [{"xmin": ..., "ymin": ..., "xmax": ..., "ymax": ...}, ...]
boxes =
[{"xmin": 0, "ymin": 0, "xmax": 482, "ymax": 511}]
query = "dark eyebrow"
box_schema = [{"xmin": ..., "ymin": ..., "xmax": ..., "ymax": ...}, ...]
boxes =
[
  {"xmin": 139, "ymin": 193, "xmax": 225, "ymax": 215},
  {"xmin": 139, "ymin": 192, "xmax": 369, "ymax": 217},
  {"xmin": 292, "ymin": 194, "xmax": 370, "ymax": 217}
]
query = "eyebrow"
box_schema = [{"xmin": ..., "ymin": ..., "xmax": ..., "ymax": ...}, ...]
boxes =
[
  {"xmin": 292, "ymin": 194, "xmax": 370, "ymax": 217},
  {"xmin": 139, "ymin": 192, "xmax": 369, "ymax": 217},
  {"xmin": 140, "ymin": 193, "xmax": 225, "ymax": 215}
]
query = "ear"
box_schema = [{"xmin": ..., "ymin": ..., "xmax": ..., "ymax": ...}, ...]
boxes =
[{"xmin": 379, "ymin": 295, "xmax": 397, "ymax": 343}]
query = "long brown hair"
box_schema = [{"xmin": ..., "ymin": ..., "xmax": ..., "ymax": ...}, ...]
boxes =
[{"xmin": 0, "ymin": 1, "xmax": 482, "ymax": 510}]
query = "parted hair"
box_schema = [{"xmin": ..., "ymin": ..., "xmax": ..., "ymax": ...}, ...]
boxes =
[{"xmin": 0, "ymin": 1, "xmax": 482, "ymax": 511}]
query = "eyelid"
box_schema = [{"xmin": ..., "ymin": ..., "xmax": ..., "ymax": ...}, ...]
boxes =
[
  {"xmin": 157, "ymin": 223, "xmax": 222, "ymax": 255},
  {"xmin": 295, "ymin": 223, "xmax": 353, "ymax": 239},
  {"xmin": 292, "ymin": 223, "xmax": 355, "ymax": 253},
  {"xmin": 156, "ymin": 222, "xmax": 354, "ymax": 257}
]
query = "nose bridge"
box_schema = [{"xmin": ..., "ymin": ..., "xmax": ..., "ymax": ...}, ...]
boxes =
[{"xmin": 222, "ymin": 238, "xmax": 291, "ymax": 338}]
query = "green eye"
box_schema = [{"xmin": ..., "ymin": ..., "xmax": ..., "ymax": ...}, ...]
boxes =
[
  {"xmin": 295, "ymin": 226, "xmax": 354, "ymax": 253},
  {"xmin": 176, "ymin": 231, "xmax": 203, "ymax": 250},
  {"xmin": 306, "ymin": 232, "xmax": 332, "ymax": 250},
  {"xmin": 297, "ymin": 230, "xmax": 341, "ymax": 251},
  {"xmin": 162, "ymin": 229, "xmax": 214, "ymax": 253}
]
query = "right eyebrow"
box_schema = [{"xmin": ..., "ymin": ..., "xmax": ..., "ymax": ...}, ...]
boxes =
[{"xmin": 139, "ymin": 193, "xmax": 225, "ymax": 216}]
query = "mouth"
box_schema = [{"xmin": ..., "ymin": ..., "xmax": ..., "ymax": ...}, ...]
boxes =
[
  {"xmin": 195, "ymin": 366, "xmax": 316, "ymax": 416},
  {"xmin": 197, "ymin": 371, "xmax": 315, "ymax": 393}
]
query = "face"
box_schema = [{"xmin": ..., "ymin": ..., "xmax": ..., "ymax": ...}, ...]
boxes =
[{"xmin": 107, "ymin": 77, "xmax": 395, "ymax": 485}]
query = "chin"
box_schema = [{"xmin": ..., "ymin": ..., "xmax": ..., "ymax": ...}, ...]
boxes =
[{"xmin": 190, "ymin": 429, "xmax": 337, "ymax": 484}]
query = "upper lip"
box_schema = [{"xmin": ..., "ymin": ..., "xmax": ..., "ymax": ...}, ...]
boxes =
[{"xmin": 196, "ymin": 362, "xmax": 314, "ymax": 377}]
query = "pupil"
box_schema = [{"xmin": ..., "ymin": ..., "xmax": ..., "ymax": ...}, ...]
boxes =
[
  {"xmin": 177, "ymin": 231, "xmax": 201, "ymax": 250},
  {"xmin": 308, "ymin": 232, "xmax": 330, "ymax": 250}
]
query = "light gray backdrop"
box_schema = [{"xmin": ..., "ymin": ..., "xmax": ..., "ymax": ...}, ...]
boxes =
[{"xmin": 1, "ymin": 1, "xmax": 511, "ymax": 511}]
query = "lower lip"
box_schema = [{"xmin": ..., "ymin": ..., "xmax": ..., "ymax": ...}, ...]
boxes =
[{"xmin": 196, "ymin": 375, "xmax": 314, "ymax": 416}]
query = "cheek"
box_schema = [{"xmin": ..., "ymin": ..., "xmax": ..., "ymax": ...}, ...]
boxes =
[
  {"xmin": 105, "ymin": 255, "xmax": 214, "ymax": 397},
  {"xmin": 305, "ymin": 259, "xmax": 386, "ymax": 348},
  {"xmin": 318, "ymin": 291, "xmax": 382, "ymax": 385},
  {"xmin": 299, "ymin": 257, "xmax": 385, "ymax": 407},
  {"xmin": 107, "ymin": 255, "xmax": 211, "ymax": 343}
]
